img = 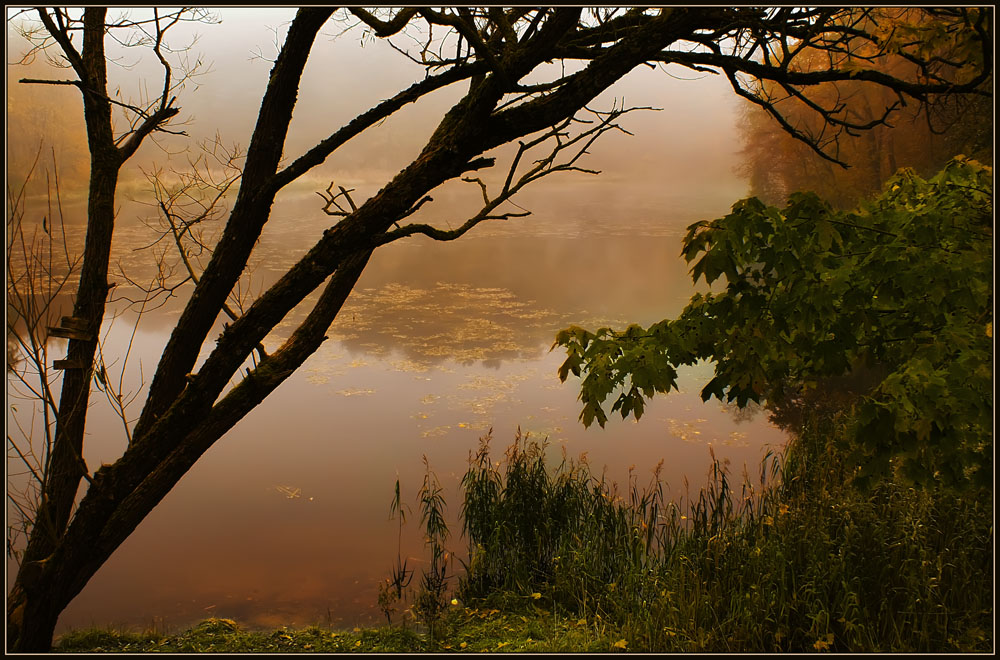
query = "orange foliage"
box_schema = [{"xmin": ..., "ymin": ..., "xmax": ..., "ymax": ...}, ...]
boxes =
[
  {"xmin": 738, "ymin": 9, "xmax": 992, "ymax": 208},
  {"xmin": 6, "ymin": 42, "xmax": 91, "ymax": 197}
]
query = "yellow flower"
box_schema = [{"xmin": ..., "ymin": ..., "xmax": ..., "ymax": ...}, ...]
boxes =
[
  {"xmin": 612, "ymin": 639, "xmax": 628, "ymax": 649},
  {"xmin": 779, "ymin": 503, "xmax": 790, "ymax": 516},
  {"xmin": 460, "ymin": 642, "xmax": 468, "ymax": 649},
  {"xmin": 530, "ymin": 592, "xmax": 542, "ymax": 600},
  {"xmin": 451, "ymin": 598, "xmax": 460, "ymax": 606},
  {"xmin": 813, "ymin": 633, "xmax": 834, "ymax": 651},
  {"xmin": 764, "ymin": 515, "xmax": 774, "ymax": 526}
]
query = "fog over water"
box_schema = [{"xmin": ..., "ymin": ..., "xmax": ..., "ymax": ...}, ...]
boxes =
[{"xmin": 6, "ymin": 9, "xmax": 788, "ymax": 634}]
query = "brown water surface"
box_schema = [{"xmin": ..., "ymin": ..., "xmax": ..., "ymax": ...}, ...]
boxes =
[{"xmin": 8, "ymin": 177, "xmax": 787, "ymax": 634}]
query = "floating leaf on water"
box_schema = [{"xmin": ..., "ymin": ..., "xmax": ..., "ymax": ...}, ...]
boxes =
[
  {"xmin": 667, "ymin": 418, "xmax": 705, "ymax": 444},
  {"xmin": 725, "ymin": 431, "xmax": 750, "ymax": 447},
  {"xmin": 335, "ymin": 388, "xmax": 376, "ymax": 397},
  {"xmin": 390, "ymin": 358, "xmax": 430, "ymax": 373},
  {"xmin": 274, "ymin": 485, "xmax": 302, "ymax": 499}
]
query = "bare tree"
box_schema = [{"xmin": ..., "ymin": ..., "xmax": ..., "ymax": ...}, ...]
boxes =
[
  {"xmin": 5, "ymin": 7, "xmax": 991, "ymax": 651},
  {"xmin": 6, "ymin": 147, "xmax": 82, "ymax": 565}
]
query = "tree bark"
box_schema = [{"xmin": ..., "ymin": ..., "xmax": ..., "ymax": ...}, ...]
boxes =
[
  {"xmin": 133, "ymin": 8, "xmax": 334, "ymax": 442},
  {"xmin": 9, "ymin": 250, "xmax": 374, "ymax": 652},
  {"xmin": 9, "ymin": 8, "xmax": 122, "ymax": 651},
  {"xmin": 7, "ymin": 7, "xmax": 182, "ymax": 651}
]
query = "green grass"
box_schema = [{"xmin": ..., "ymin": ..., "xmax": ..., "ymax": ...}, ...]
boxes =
[
  {"xmin": 54, "ymin": 610, "xmax": 628, "ymax": 653},
  {"xmin": 55, "ymin": 618, "xmax": 425, "ymax": 653}
]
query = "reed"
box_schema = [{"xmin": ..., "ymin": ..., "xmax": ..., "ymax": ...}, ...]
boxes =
[{"xmin": 454, "ymin": 423, "xmax": 993, "ymax": 653}]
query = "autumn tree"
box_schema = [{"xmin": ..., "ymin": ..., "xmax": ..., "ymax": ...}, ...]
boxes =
[
  {"xmin": 5, "ymin": 7, "xmax": 992, "ymax": 651},
  {"xmin": 737, "ymin": 8, "xmax": 993, "ymax": 207}
]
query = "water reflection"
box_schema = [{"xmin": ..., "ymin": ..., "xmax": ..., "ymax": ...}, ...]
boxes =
[{"xmin": 7, "ymin": 181, "xmax": 789, "ymax": 636}]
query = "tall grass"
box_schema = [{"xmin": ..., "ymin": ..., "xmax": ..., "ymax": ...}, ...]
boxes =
[{"xmin": 454, "ymin": 423, "xmax": 993, "ymax": 653}]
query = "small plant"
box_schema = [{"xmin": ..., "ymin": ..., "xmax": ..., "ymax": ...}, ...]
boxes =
[
  {"xmin": 377, "ymin": 477, "xmax": 412, "ymax": 624},
  {"xmin": 412, "ymin": 457, "xmax": 452, "ymax": 643}
]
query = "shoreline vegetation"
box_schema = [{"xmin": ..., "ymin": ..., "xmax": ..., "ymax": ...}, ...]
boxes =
[
  {"xmin": 50, "ymin": 160, "xmax": 994, "ymax": 654},
  {"xmin": 55, "ymin": 412, "xmax": 992, "ymax": 654}
]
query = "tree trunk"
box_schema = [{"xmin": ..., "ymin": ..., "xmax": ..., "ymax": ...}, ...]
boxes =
[
  {"xmin": 9, "ymin": 9, "xmax": 128, "ymax": 651},
  {"xmin": 7, "ymin": 250, "xmax": 374, "ymax": 651}
]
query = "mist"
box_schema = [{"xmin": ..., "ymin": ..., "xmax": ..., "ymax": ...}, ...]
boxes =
[
  {"xmin": 6, "ymin": 7, "xmax": 749, "ymax": 222},
  {"xmin": 6, "ymin": 8, "xmax": 765, "ymax": 638}
]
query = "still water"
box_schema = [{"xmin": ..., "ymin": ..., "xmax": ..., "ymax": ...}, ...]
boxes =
[{"xmin": 9, "ymin": 176, "xmax": 788, "ymax": 634}]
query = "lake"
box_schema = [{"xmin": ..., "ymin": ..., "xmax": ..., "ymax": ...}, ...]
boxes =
[{"xmin": 7, "ymin": 175, "xmax": 789, "ymax": 634}]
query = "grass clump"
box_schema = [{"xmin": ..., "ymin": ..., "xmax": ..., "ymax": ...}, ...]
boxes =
[
  {"xmin": 456, "ymin": 423, "xmax": 993, "ymax": 653},
  {"xmin": 54, "ymin": 612, "xmax": 628, "ymax": 653},
  {"xmin": 55, "ymin": 618, "xmax": 425, "ymax": 653}
]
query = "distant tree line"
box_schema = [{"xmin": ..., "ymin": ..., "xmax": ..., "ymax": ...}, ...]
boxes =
[{"xmin": 738, "ymin": 8, "xmax": 992, "ymax": 208}]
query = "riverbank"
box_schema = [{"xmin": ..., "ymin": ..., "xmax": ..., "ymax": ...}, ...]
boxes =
[
  {"xmin": 54, "ymin": 420, "xmax": 993, "ymax": 654},
  {"xmin": 55, "ymin": 607, "xmax": 626, "ymax": 653}
]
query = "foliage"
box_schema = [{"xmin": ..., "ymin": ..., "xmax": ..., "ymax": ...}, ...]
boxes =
[
  {"xmin": 376, "ymin": 478, "xmax": 413, "ymax": 624},
  {"xmin": 55, "ymin": 618, "xmax": 426, "ymax": 653},
  {"xmin": 412, "ymin": 458, "xmax": 453, "ymax": 641},
  {"xmin": 54, "ymin": 609, "xmax": 622, "ymax": 654},
  {"xmin": 555, "ymin": 157, "xmax": 993, "ymax": 490},
  {"xmin": 456, "ymin": 431, "xmax": 993, "ymax": 652},
  {"xmin": 738, "ymin": 9, "xmax": 993, "ymax": 208},
  {"xmin": 459, "ymin": 430, "xmax": 678, "ymax": 609}
]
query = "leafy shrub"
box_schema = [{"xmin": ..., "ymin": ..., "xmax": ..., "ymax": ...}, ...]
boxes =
[{"xmin": 556, "ymin": 157, "xmax": 993, "ymax": 490}]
